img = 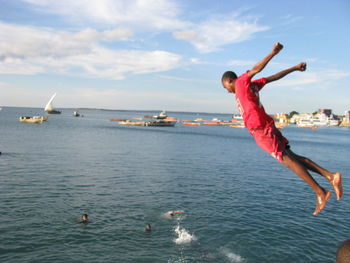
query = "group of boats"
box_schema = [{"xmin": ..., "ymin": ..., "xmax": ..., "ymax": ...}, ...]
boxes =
[
  {"xmin": 181, "ymin": 117, "xmax": 245, "ymax": 128},
  {"xmin": 19, "ymin": 93, "xmax": 61, "ymax": 123},
  {"xmin": 111, "ymin": 111, "xmax": 344, "ymax": 130},
  {"xmin": 111, "ymin": 112, "xmax": 247, "ymax": 128},
  {"xmin": 111, "ymin": 111, "xmax": 177, "ymax": 127},
  {"xmin": 18, "ymin": 95, "xmax": 344, "ymax": 130},
  {"xmin": 19, "ymin": 93, "xmax": 82, "ymax": 123}
]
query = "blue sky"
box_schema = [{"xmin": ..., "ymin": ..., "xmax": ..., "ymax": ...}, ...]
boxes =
[{"xmin": 0, "ymin": 0, "xmax": 349, "ymax": 114}]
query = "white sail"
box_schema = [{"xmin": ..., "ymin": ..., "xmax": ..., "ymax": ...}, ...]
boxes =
[{"xmin": 44, "ymin": 93, "xmax": 56, "ymax": 112}]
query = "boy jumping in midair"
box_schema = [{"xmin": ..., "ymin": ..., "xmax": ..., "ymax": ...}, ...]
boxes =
[{"xmin": 221, "ymin": 42, "xmax": 343, "ymax": 216}]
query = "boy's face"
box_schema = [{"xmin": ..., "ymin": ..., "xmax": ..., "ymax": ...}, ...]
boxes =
[{"xmin": 222, "ymin": 79, "xmax": 235, "ymax": 93}]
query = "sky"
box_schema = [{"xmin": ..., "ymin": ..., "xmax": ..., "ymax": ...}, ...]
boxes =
[{"xmin": 0, "ymin": 0, "xmax": 349, "ymax": 114}]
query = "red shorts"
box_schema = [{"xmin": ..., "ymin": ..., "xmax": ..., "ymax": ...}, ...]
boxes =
[{"xmin": 250, "ymin": 124, "xmax": 289, "ymax": 163}]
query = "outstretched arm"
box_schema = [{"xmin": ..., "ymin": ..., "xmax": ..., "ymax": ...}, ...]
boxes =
[
  {"xmin": 266, "ymin": 62, "xmax": 307, "ymax": 84},
  {"xmin": 247, "ymin": 42, "xmax": 283, "ymax": 78}
]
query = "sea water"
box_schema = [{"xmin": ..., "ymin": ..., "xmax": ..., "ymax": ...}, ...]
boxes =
[{"xmin": 0, "ymin": 107, "xmax": 349, "ymax": 263}]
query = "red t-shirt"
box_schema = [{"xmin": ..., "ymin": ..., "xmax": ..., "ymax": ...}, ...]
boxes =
[{"xmin": 235, "ymin": 71, "xmax": 274, "ymax": 130}]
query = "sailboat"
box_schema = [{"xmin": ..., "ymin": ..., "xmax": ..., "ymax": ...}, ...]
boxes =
[{"xmin": 44, "ymin": 93, "xmax": 61, "ymax": 114}]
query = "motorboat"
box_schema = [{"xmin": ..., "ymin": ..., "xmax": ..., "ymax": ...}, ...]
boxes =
[
  {"xmin": 153, "ymin": 111, "xmax": 168, "ymax": 119},
  {"xmin": 144, "ymin": 120, "xmax": 176, "ymax": 127}
]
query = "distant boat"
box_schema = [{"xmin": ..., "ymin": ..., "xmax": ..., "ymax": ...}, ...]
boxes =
[
  {"xmin": 144, "ymin": 120, "xmax": 176, "ymax": 127},
  {"xmin": 118, "ymin": 120, "xmax": 145, "ymax": 126},
  {"xmin": 182, "ymin": 121, "xmax": 200, "ymax": 126},
  {"xmin": 45, "ymin": 93, "xmax": 61, "ymax": 114},
  {"xmin": 19, "ymin": 116, "xmax": 46, "ymax": 124},
  {"xmin": 110, "ymin": 118, "xmax": 128, "ymax": 122},
  {"xmin": 153, "ymin": 111, "xmax": 168, "ymax": 119},
  {"xmin": 144, "ymin": 111, "xmax": 168, "ymax": 119}
]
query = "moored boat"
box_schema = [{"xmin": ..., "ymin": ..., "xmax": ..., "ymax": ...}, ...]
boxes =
[
  {"xmin": 182, "ymin": 122, "xmax": 201, "ymax": 126},
  {"xmin": 203, "ymin": 120, "xmax": 221, "ymax": 126},
  {"xmin": 19, "ymin": 116, "xmax": 45, "ymax": 123},
  {"xmin": 153, "ymin": 111, "xmax": 168, "ymax": 119},
  {"xmin": 230, "ymin": 123, "xmax": 245, "ymax": 128},
  {"xmin": 118, "ymin": 120, "xmax": 145, "ymax": 126},
  {"xmin": 110, "ymin": 118, "xmax": 128, "ymax": 122},
  {"xmin": 144, "ymin": 120, "xmax": 176, "ymax": 127},
  {"xmin": 45, "ymin": 93, "xmax": 61, "ymax": 114}
]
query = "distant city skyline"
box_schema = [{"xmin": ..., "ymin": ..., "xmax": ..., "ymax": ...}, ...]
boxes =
[{"xmin": 1, "ymin": 0, "xmax": 349, "ymax": 115}]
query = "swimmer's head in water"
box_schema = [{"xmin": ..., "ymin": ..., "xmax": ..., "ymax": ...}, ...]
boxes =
[
  {"xmin": 81, "ymin": 214, "xmax": 88, "ymax": 221},
  {"xmin": 145, "ymin": 224, "xmax": 151, "ymax": 231}
]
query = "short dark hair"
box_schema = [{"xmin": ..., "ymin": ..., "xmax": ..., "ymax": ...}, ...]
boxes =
[
  {"xmin": 337, "ymin": 240, "xmax": 350, "ymax": 263},
  {"xmin": 221, "ymin": 71, "xmax": 237, "ymax": 82}
]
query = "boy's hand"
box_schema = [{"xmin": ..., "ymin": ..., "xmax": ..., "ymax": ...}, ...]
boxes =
[
  {"xmin": 296, "ymin": 62, "xmax": 307, "ymax": 71},
  {"xmin": 272, "ymin": 42, "xmax": 283, "ymax": 55}
]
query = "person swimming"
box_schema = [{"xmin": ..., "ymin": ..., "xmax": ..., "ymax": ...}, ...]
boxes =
[
  {"xmin": 145, "ymin": 224, "xmax": 151, "ymax": 231},
  {"xmin": 78, "ymin": 214, "xmax": 89, "ymax": 223},
  {"xmin": 163, "ymin": 210, "xmax": 183, "ymax": 219}
]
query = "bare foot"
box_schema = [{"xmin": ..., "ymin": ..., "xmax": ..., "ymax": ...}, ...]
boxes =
[
  {"xmin": 331, "ymin": 172, "xmax": 343, "ymax": 201},
  {"xmin": 313, "ymin": 190, "xmax": 331, "ymax": 216}
]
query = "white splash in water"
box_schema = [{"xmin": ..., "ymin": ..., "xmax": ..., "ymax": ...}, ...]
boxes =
[
  {"xmin": 223, "ymin": 248, "xmax": 246, "ymax": 263},
  {"xmin": 173, "ymin": 225, "xmax": 197, "ymax": 244}
]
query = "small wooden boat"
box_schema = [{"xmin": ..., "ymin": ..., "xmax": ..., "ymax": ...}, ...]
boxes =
[
  {"xmin": 110, "ymin": 118, "xmax": 128, "ymax": 122},
  {"xmin": 182, "ymin": 122, "xmax": 200, "ymax": 126},
  {"xmin": 297, "ymin": 125, "xmax": 318, "ymax": 130},
  {"xmin": 19, "ymin": 116, "xmax": 45, "ymax": 123},
  {"xmin": 118, "ymin": 120, "xmax": 145, "ymax": 126},
  {"xmin": 202, "ymin": 118, "xmax": 221, "ymax": 126},
  {"xmin": 230, "ymin": 124, "xmax": 245, "ymax": 128}
]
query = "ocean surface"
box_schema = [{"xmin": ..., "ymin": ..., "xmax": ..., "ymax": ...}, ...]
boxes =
[{"xmin": 1, "ymin": 107, "xmax": 349, "ymax": 263}]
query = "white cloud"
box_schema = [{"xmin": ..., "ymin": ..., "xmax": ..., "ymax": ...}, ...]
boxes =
[
  {"xmin": 228, "ymin": 60, "xmax": 257, "ymax": 66},
  {"xmin": 0, "ymin": 22, "xmax": 181, "ymax": 79},
  {"xmin": 189, "ymin": 58, "xmax": 202, "ymax": 64},
  {"xmin": 268, "ymin": 69, "xmax": 350, "ymax": 88},
  {"xmin": 158, "ymin": 74, "xmax": 212, "ymax": 82},
  {"xmin": 22, "ymin": 1, "xmax": 269, "ymax": 53},
  {"xmin": 173, "ymin": 16, "xmax": 269, "ymax": 53},
  {"xmin": 101, "ymin": 28, "xmax": 133, "ymax": 41},
  {"xmin": 279, "ymin": 14, "xmax": 303, "ymax": 26},
  {"xmin": 71, "ymin": 28, "xmax": 133, "ymax": 42},
  {"xmin": 65, "ymin": 48, "xmax": 182, "ymax": 79},
  {"xmin": 21, "ymin": 1, "xmax": 269, "ymax": 54},
  {"xmin": 0, "ymin": 82, "xmax": 11, "ymax": 87},
  {"xmin": 22, "ymin": 0, "xmax": 188, "ymax": 30}
]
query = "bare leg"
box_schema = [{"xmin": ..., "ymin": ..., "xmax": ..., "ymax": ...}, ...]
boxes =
[
  {"xmin": 281, "ymin": 149, "xmax": 331, "ymax": 216},
  {"xmin": 287, "ymin": 149, "xmax": 343, "ymax": 200}
]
